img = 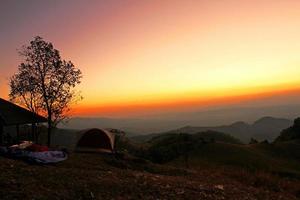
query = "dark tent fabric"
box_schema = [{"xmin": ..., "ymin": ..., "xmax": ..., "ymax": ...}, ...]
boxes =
[
  {"xmin": 76, "ymin": 129, "xmax": 115, "ymax": 153},
  {"xmin": 0, "ymin": 98, "xmax": 47, "ymax": 126}
]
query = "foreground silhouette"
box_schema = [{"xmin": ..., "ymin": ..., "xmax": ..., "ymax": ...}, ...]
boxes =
[{"xmin": 9, "ymin": 36, "xmax": 82, "ymax": 146}]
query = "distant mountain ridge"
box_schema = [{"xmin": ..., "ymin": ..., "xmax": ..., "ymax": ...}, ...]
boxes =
[
  {"xmin": 166, "ymin": 116, "xmax": 292, "ymax": 143},
  {"xmin": 132, "ymin": 117, "xmax": 292, "ymax": 143},
  {"xmin": 59, "ymin": 117, "xmax": 186, "ymax": 136}
]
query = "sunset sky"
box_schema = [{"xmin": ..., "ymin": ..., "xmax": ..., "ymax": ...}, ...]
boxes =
[{"xmin": 1, "ymin": 0, "xmax": 300, "ymax": 118}]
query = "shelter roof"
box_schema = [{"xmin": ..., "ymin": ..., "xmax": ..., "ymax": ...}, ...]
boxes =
[{"xmin": 0, "ymin": 98, "xmax": 47, "ymax": 126}]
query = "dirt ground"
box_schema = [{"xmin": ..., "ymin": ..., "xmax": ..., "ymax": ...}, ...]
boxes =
[{"xmin": 0, "ymin": 153, "xmax": 299, "ymax": 200}]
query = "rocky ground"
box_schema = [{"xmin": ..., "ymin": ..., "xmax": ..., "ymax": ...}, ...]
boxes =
[{"xmin": 0, "ymin": 153, "xmax": 299, "ymax": 200}]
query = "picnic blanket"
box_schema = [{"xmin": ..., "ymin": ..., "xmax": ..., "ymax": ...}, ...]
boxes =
[
  {"xmin": 26, "ymin": 151, "xmax": 68, "ymax": 164},
  {"xmin": 0, "ymin": 145, "xmax": 68, "ymax": 164}
]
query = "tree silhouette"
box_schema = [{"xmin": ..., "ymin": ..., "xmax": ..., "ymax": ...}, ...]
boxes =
[{"xmin": 10, "ymin": 36, "xmax": 82, "ymax": 146}]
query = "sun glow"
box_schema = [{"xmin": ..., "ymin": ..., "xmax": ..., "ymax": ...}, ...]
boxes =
[{"xmin": 1, "ymin": 0, "xmax": 300, "ymax": 117}]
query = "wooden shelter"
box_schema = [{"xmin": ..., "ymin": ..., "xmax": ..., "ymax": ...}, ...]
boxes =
[{"xmin": 0, "ymin": 98, "xmax": 47, "ymax": 144}]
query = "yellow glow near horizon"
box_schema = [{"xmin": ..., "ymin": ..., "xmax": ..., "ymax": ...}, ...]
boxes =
[{"xmin": 1, "ymin": 0, "xmax": 300, "ymax": 116}]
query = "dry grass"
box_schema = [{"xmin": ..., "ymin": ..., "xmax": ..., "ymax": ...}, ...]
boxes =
[{"xmin": 0, "ymin": 153, "xmax": 299, "ymax": 200}]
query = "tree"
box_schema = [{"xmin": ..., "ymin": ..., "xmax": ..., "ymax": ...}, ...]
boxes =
[
  {"xmin": 249, "ymin": 138, "xmax": 258, "ymax": 144},
  {"xmin": 10, "ymin": 36, "xmax": 82, "ymax": 146},
  {"xmin": 275, "ymin": 118, "xmax": 300, "ymax": 142}
]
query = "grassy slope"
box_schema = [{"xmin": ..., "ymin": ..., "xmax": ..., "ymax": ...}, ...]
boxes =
[
  {"xmin": 1, "ymin": 130, "xmax": 300, "ymax": 199},
  {"xmin": 131, "ymin": 130, "xmax": 243, "ymax": 144},
  {"xmin": 0, "ymin": 153, "xmax": 299, "ymax": 200},
  {"xmin": 126, "ymin": 132, "xmax": 300, "ymax": 178},
  {"xmin": 136, "ymin": 131, "xmax": 241, "ymax": 164},
  {"xmin": 148, "ymin": 131, "xmax": 242, "ymax": 144},
  {"xmin": 171, "ymin": 141, "xmax": 300, "ymax": 178}
]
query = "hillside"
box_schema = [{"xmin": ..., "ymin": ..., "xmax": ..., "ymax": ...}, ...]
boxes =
[
  {"xmin": 132, "ymin": 117, "xmax": 292, "ymax": 143},
  {"xmin": 149, "ymin": 131, "xmax": 242, "ymax": 145},
  {"xmin": 0, "ymin": 152, "xmax": 299, "ymax": 200},
  {"xmin": 141, "ymin": 131, "xmax": 242, "ymax": 164},
  {"xmin": 122, "ymin": 131, "xmax": 300, "ymax": 178},
  {"xmin": 172, "ymin": 141, "xmax": 300, "ymax": 177},
  {"xmin": 1, "ymin": 123, "xmax": 300, "ymax": 199}
]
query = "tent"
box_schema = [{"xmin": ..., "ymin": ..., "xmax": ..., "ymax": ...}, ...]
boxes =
[
  {"xmin": 50, "ymin": 128, "xmax": 115, "ymax": 153},
  {"xmin": 75, "ymin": 128, "xmax": 115, "ymax": 153}
]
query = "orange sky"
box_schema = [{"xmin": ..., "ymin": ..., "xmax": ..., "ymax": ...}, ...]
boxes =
[
  {"xmin": 71, "ymin": 85, "xmax": 300, "ymax": 117},
  {"xmin": 1, "ymin": 0, "xmax": 300, "ymax": 117}
]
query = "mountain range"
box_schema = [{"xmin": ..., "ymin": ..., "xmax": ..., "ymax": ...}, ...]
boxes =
[{"xmin": 131, "ymin": 116, "xmax": 292, "ymax": 143}]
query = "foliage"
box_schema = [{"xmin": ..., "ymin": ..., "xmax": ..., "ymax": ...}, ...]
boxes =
[
  {"xmin": 9, "ymin": 36, "xmax": 82, "ymax": 145},
  {"xmin": 119, "ymin": 129, "xmax": 300, "ymax": 178},
  {"xmin": 144, "ymin": 131, "xmax": 237, "ymax": 164},
  {"xmin": 249, "ymin": 138, "xmax": 258, "ymax": 144},
  {"xmin": 275, "ymin": 118, "xmax": 300, "ymax": 142}
]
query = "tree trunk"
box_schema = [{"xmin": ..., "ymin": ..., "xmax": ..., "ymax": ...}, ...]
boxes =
[
  {"xmin": 0, "ymin": 123, "xmax": 3, "ymax": 145},
  {"xmin": 16, "ymin": 125, "xmax": 20, "ymax": 142},
  {"xmin": 47, "ymin": 115, "xmax": 52, "ymax": 147},
  {"xmin": 31, "ymin": 123, "xmax": 35, "ymax": 143}
]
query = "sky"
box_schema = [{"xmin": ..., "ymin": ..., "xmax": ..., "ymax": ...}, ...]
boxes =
[{"xmin": 1, "ymin": 0, "xmax": 300, "ymax": 118}]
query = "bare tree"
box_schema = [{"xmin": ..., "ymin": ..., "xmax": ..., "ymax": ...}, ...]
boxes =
[{"xmin": 10, "ymin": 36, "xmax": 82, "ymax": 146}]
